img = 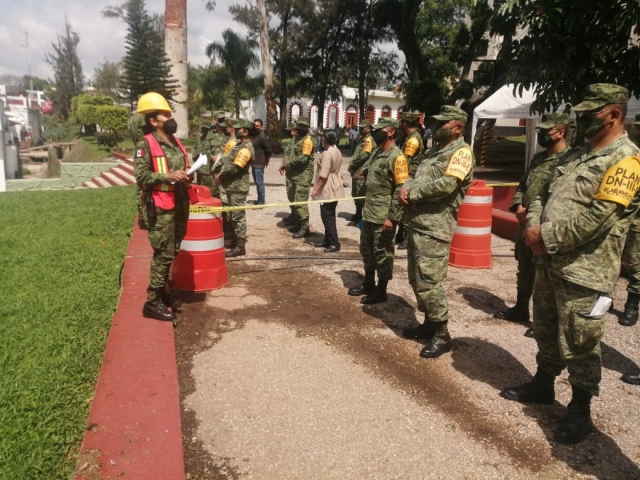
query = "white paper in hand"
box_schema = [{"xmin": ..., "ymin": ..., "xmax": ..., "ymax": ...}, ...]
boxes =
[{"xmin": 187, "ymin": 154, "xmax": 208, "ymax": 175}]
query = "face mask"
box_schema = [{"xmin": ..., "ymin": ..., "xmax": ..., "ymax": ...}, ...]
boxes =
[
  {"xmin": 162, "ymin": 118, "xmax": 178, "ymax": 135},
  {"xmin": 577, "ymin": 110, "xmax": 613, "ymax": 139},
  {"xmin": 433, "ymin": 127, "xmax": 452, "ymax": 143},
  {"xmin": 372, "ymin": 129, "xmax": 389, "ymax": 145},
  {"xmin": 537, "ymin": 132, "xmax": 557, "ymax": 149},
  {"xmin": 235, "ymin": 129, "xmax": 245, "ymax": 139}
]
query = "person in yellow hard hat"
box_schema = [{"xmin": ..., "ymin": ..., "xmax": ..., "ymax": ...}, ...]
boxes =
[{"xmin": 134, "ymin": 92, "xmax": 191, "ymax": 322}]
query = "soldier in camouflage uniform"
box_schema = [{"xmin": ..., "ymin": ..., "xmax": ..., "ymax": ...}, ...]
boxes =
[
  {"xmin": 396, "ymin": 112, "xmax": 425, "ymax": 249},
  {"xmin": 215, "ymin": 119, "xmax": 255, "ymax": 257},
  {"xmin": 213, "ymin": 118, "xmax": 239, "ymax": 246},
  {"xmin": 281, "ymin": 125, "xmax": 298, "ymax": 225},
  {"xmin": 129, "ymin": 112, "xmax": 150, "ymax": 229},
  {"xmin": 495, "ymin": 111, "xmax": 571, "ymax": 338},
  {"xmin": 279, "ymin": 116, "xmax": 315, "ymax": 238},
  {"xmin": 348, "ymin": 118, "xmax": 408, "ymax": 304},
  {"xmin": 400, "ymin": 105, "xmax": 475, "ymax": 359},
  {"xmin": 348, "ymin": 120, "xmax": 374, "ymax": 223},
  {"xmin": 500, "ymin": 84, "xmax": 640, "ymax": 444},
  {"xmin": 134, "ymin": 92, "xmax": 191, "ymax": 322},
  {"xmin": 199, "ymin": 112, "xmax": 228, "ymax": 199}
]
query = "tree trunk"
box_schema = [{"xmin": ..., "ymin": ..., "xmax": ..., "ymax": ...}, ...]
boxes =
[
  {"xmin": 234, "ymin": 80, "xmax": 240, "ymax": 118},
  {"xmin": 278, "ymin": 9, "xmax": 291, "ymax": 124},
  {"xmin": 256, "ymin": 0, "xmax": 280, "ymax": 142},
  {"xmin": 165, "ymin": 0, "xmax": 189, "ymax": 138}
]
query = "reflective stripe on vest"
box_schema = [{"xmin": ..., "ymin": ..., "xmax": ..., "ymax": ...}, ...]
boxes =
[{"xmin": 144, "ymin": 133, "xmax": 190, "ymax": 209}]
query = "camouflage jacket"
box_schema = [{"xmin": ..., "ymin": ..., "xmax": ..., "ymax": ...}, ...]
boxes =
[
  {"xmin": 284, "ymin": 133, "xmax": 315, "ymax": 181},
  {"xmin": 527, "ymin": 133, "xmax": 640, "ymax": 292},
  {"xmin": 349, "ymin": 134, "xmax": 375, "ymax": 178},
  {"xmin": 403, "ymin": 137, "xmax": 475, "ymax": 241},
  {"xmin": 218, "ymin": 140, "xmax": 255, "ymax": 193},
  {"xmin": 510, "ymin": 147, "xmax": 569, "ymax": 211},
  {"xmin": 362, "ymin": 145, "xmax": 409, "ymax": 224},
  {"xmin": 134, "ymin": 132, "xmax": 187, "ymax": 191},
  {"xmin": 213, "ymin": 136, "xmax": 239, "ymax": 174},
  {"xmin": 203, "ymin": 130, "xmax": 226, "ymax": 157},
  {"xmin": 402, "ymin": 129, "xmax": 425, "ymax": 178},
  {"xmin": 128, "ymin": 113, "xmax": 147, "ymax": 145}
]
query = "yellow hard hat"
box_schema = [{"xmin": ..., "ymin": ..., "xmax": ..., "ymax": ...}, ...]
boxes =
[{"xmin": 136, "ymin": 92, "xmax": 171, "ymax": 114}]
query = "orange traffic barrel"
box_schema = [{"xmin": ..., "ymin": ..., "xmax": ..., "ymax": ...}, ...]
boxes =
[
  {"xmin": 449, "ymin": 180, "xmax": 493, "ymax": 269},
  {"xmin": 172, "ymin": 187, "xmax": 228, "ymax": 291}
]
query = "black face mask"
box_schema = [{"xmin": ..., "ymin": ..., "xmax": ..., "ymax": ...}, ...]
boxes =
[
  {"xmin": 372, "ymin": 129, "xmax": 389, "ymax": 145},
  {"xmin": 162, "ymin": 118, "xmax": 178, "ymax": 135}
]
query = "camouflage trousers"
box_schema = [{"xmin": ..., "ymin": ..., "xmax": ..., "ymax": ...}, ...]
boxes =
[
  {"xmin": 351, "ymin": 177, "xmax": 365, "ymax": 213},
  {"xmin": 533, "ymin": 264, "xmax": 606, "ymax": 396},
  {"xmin": 359, "ymin": 221, "xmax": 396, "ymax": 281},
  {"xmin": 623, "ymin": 227, "xmax": 640, "ymax": 295},
  {"xmin": 146, "ymin": 207, "xmax": 188, "ymax": 302},
  {"xmin": 287, "ymin": 176, "xmax": 311, "ymax": 221},
  {"xmin": 227, "ymin": 190, "xmax": 248, "ymax": 239},
  {"xmin": 285, "ymin": 177, "xmax": 295, "ymax": 216},
  {"xmin": 407, "ymin": 228, "xmax": 451, "ymax": 323},
  {"xmin": 515, "ymin": 225, "xmax": 535, "ymax": 300}
]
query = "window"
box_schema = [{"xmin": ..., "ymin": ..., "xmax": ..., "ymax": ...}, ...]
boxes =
[
  {"xmin": 365, "ymin": 105, "xmax": 375, "ymax": 123},
  {"xmin": 345, "ymin": 106, "xmax": 358, "ymax": 127},
  {"xmin": 381, "ymin": 105, "xmax": 392, "ymax": 118}
]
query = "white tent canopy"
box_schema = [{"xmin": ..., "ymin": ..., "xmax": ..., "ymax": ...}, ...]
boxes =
[{"xmin": 471, "ymin": 84, "xmax": 640, "ymax": 165}]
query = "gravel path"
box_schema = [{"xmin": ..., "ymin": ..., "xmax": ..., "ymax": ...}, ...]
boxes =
[{"xmin": 176, "ymin": 153, "xmax": 640, "ymax": 479}]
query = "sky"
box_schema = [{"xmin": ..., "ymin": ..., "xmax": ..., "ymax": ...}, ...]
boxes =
[{"xmin": 0, "ymin": 0, "xmax": 243, "ymax": 81}]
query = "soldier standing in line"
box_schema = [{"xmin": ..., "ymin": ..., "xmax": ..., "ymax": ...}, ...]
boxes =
[
  {"xmin": 213, "ymin": 118, "xmax": 239, "ymax": 247},
  {"xmin": 281, "ymin": 125, "xmax": 298, "ymax": 226},
  {"xmin": 133, "ymin": 92, "xmax": 191, "ymax": 322},
  {"xmin": 400, "ymin": 105, "xmax": 475, "ymax": 359},
  {"xmin": 196, "ymin": 110, "xmax": 226, "ymax": 192},
  {"xmin": 495, "ymin": 111, "xmax": 571, "ymax": 338},
  {"xmin": 279, "ymin": 116, "xmax": 315, "ymax": 238},
  {"xmin": 128, "ymin": 111, "xmax": 151, "ymax": 230},
  {"xmin": 214, "ymin": 119, "xmax": 255, "ymax": 258},
  {"xmin": 348, "ymin": 118, "xmax": 408, "ymax": 304},
  {"xmin": 395, "ymin": 112, "xmax": 425, "ymax": 250},
  {"xmin": 500, "ymin": 84, "xmax": 640, "ymax": 444},
  {"xmin": 348, "ymin": 120, "xmax": 374, "ymax": 224}
]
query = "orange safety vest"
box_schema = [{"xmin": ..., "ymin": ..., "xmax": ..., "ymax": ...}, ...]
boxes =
[{"xmin": 144, "ymin": 133, "xmax": 191, "ymax": 210}]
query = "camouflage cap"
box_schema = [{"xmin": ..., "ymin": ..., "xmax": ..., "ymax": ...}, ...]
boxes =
[
  {"xmin": 430, "ymin": 105, "xmax": 468, "ymax": 123},
  {"xmin": 537, "ymin": 112, "xmax": 572, "ymax": 130},
  {"xmin": 235, "ymin": 119, "xmax": 254, "ymax": 130},
  {"xmin": 631, "ymin": 113, "xmax": 640, "ymax": 127},
  {"xmin": 296, "ymin": 116, "xmax": 310, "ymax": 127},
  {"xmin": 371, "ymin": 117, "xmax": 400, "ymax": 129},
  {"xmin": 358, "ymin": 120, "xmax": 372, "ymax": 128},
  {"xmin": 572, "ymin": 84, "xmax": 629, "ymax": 112},
  {"xmin": 218, "ymin": 117, "xmax": 237, "ymax": 128},
  {"xmin": 400, "ymin": 112, "xmax": 420, "ymax": 123},
  {"xmin": 213, "ymin": 110, "xmax": 226, "ymax": 120}
]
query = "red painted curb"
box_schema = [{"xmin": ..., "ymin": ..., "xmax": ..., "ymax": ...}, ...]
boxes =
[{"xmin": 77, "ymin": 223, "xmax": 184, "ymax": 479}]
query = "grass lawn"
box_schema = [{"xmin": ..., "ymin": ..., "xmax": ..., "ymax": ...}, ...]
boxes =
[{"xmin": 0, "ymin": 187, "xmax": 136, "ymax": 478}]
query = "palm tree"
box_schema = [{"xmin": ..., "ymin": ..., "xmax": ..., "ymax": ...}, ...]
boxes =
[{"xmin": 206, "ymin": 30, "xmax": 259, "ymax": 117}]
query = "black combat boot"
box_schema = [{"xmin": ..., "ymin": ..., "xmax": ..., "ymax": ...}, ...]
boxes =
[
  {"xmin": 226, "ymin": 238, "xmax": 246, "ymax": 258},
  {"xmin": 143, "ymin": 293, "xmax": 176, "ymax": 322},
  {"xmin": 495, "ymin": 292, "xmax": 531, "ymax": 322},
  {"xmin": 161, "ymin": 282, "xmax": 183, "ymax": 311},
  {"xmin": 402, "ymin": 315, "xmax": 436, "ymax": 340},
  {"xmin": 361, "ymin": 280, "xmax": 388, "ymax": 304},
  {"xmin": 348, "ymin": 271, "xmax": 376, "ymax": 296},
  {"xmin": 419, "ymin": 321, "xmax": 452, "ymax": 358},
  {"xmin": 283, "ymin": 214, "xmax": 296, "ymax": 226},
  {"xmin": 224, "ymin": 235, "xmax": 237, "ymax": 249},
  {"xmin": 524, "ymin": 327, "xmax": 535, "ymax": 338},
  {"xmin": 351, "ymin": 205, "xmax": 362, "ymax": 223},
  {"xmin": 292, "ymin": 219, "xmax": 310, "ymax": 238},
  {"xmin": 288, "ymin": 220, "xmax": 301, "ymax": 233},
  {"xmin": 553, "ymin": 385, "xmax": 594, "ymax": 444},
  {"xmin": 500, "ymin": 368, "xmax": 555, "ymax": 404},
  {"xmin": 621, "ymin": 372, "xmax": 640, "ymax": 385},
  {"xmin": 223, "ymin": 216, "xmax": 235, "ymax": 240},
  {"xmin": 619, "ymin": 292, "xmax": 640, "ymax": 326}
]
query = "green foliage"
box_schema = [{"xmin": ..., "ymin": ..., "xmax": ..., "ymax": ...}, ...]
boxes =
[
  {"xmin": 0, "ymin": 187, "xmax": 136, "ymax": 479},
  {"xmin": 114, "ymin": 0, "xmax": 177, "ymax": 103},
  {"xmin": 45, "ymin": 18, "xmax": 84, "ymax": 120},
  {"xmin": 94, "ymin": 60, "xmax": 124, "ymax": 100},
  {"xmin": 42, "ymin": 117, "xmax": 75, "ymax": 143},
  {"xmin": 206, "ymin": 29, "xmax": 260, "ymax": 117},
  {"xmin": 490, "ymin": 0, "xmax": 640, "ymax": 112},
  {"xmin": 70, "ymin": 94, "xmax": 114, "ymax": 125},
  {"xmin": 96, "ymin": 106, "xmax": 129, "ymax": 146}
]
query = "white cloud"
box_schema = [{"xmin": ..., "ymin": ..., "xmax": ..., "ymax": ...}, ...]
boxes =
[{"xmin": 0, "ymin": 0, "xmax": 245, "ymax": 81}]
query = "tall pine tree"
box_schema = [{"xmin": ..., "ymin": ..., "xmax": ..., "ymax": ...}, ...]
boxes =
[
  {"xmin": 45, "ymin": 18, "xmax": 84, "ymax": 120},
  {"xmin": 118, "ymin": 0, "xmax": 177, "ymax": 105}
]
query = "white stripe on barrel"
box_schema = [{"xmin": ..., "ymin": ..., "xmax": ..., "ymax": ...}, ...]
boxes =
[
  {"xmin": 462, "ymin": 195, "xmax": 493, "ymax": 204},
  {"xmin": 454, "ymin": 225, "xmax": 493, "ymax": 235},
  {"xmin": 189, "ymin": 212, "xmax": 220, "ymax": 220},
  {"xmin": 180, "ymin": 238, "xmax": 225, "ymax": 252}
]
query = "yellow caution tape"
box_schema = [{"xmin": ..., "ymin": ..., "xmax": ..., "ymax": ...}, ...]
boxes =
[
  {"xmin": 486, "ymin": 182, "xmax": 519, "ymax": 187},
  {"xmin": 193, "ymin": 196, "xmax": 366, "ymax": 213}
]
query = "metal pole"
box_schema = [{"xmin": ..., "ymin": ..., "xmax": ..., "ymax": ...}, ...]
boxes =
[
  {"xmin": 25, "ymin": 31, "xmax": 33, "ymax": 109},
  {"xmin": 165, "ymin": 0, "xmax": 189, "ymax": 138}
]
